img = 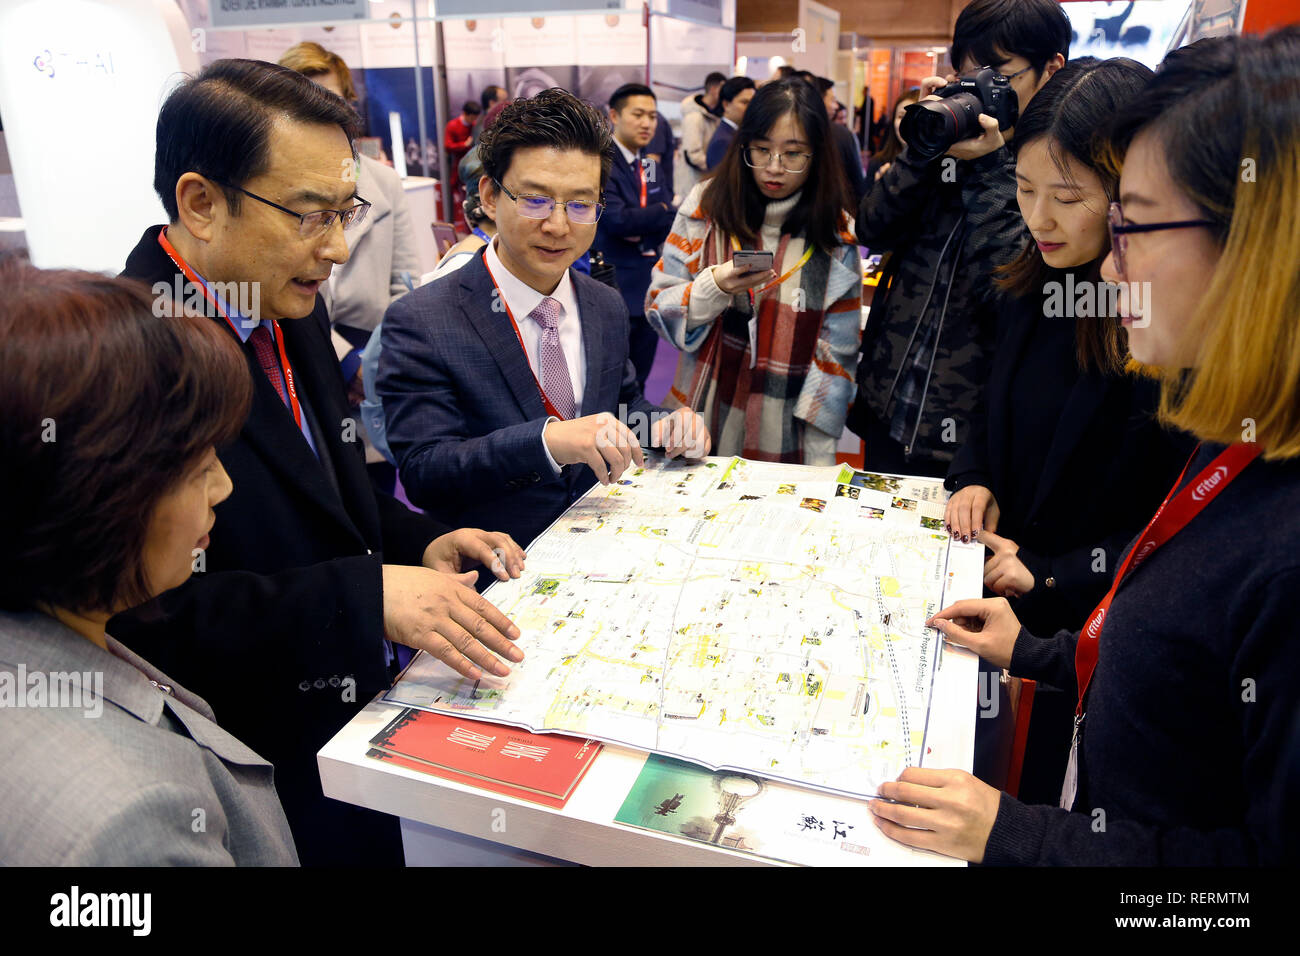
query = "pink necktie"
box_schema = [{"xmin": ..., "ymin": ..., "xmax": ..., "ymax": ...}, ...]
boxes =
[{"xmin": 527, "ymin": 297, "xmax": 576, "ymax": 419}]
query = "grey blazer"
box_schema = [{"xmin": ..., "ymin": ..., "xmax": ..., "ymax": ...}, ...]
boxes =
[
  {"xmin": 323, "ymin": 153, "xmax": 422, "ymax": 333},
  {"xmin": 0, "ymin": 610, "xmax": 299, "ymax": 865}
]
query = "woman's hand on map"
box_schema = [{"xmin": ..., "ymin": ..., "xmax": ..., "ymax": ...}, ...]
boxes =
[
  {"xmin": 869, "ymin": 768, "xmax": 1001, "ymax": 862},
  {"xmin": 944, "ymin": 484, "xmax": 999, "ymax": 541},
  {"xmin": 980, "ymin": 530, "xmax": 1034, "ymax": 599},
  {"xmin": 926, "ymin": 597, "xmax": 1019, "ymax": 670}
]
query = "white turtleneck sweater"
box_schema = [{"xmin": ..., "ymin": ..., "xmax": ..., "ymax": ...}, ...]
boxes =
[{"xmin": 685, "ymin": 189, "xmax": 803, "ymax": 328}]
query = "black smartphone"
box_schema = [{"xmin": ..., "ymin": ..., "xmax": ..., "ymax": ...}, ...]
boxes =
[{"xmin": 732, "ymin": 250, "xmax": 774, "ymax": 273}]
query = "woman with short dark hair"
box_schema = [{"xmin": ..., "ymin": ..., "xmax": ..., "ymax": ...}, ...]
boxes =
[
  {"xmin": 647, "ymin": 79, "xmax": 862, "ymax": 464},
  {"xmin": 0, "ymin": 259, "xmax": 298, "ymax": 865}
]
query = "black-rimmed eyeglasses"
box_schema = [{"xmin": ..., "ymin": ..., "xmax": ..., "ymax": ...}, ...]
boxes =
[
  {"xmin": 1107, "ymin": 201, "xmax": 1216, "ymax": 279},
  {"xmin": 218, "ymin": 182, "xmax": 371, "ymax": 238}
]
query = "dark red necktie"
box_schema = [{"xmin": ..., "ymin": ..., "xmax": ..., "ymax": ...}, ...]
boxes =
[{"xmin": 249, "ymin": 324, "xmax": 288, "ymax": 406}]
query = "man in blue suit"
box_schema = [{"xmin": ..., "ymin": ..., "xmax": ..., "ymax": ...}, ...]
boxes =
[
  {"xmin": 378, "ymin": 89, "xmax": 712, "ymax": 548},
  {"xmin": 705, "ymin": 76, "xmax": 756, "ymax": 170},
  {"xmin": 591, "ymin": 83, "xmax": 677, "ymax": 393}
]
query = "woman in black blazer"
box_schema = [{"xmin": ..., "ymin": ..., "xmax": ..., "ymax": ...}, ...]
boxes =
[
  {"xmin": 944, "ymin": 57, "xmax": 1189, "ymax": 638},
  {"xmin": 942, "ymin": 59, "xmax": 1191, "ymax": 802}
]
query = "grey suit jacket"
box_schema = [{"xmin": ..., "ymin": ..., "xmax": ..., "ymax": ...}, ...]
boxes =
[
  {"xmin": 323, "ymin": 154, "xmax": 422, "ymax": 333},
  {"xmin": 0, "ymin": 610, "xmax": 299, "ymax": 865}
]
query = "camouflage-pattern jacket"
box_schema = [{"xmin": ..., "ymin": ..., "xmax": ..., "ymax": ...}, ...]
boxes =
[{"xmin": 850, "ymin": 143, "xmax": 1025, "ymax": 463}]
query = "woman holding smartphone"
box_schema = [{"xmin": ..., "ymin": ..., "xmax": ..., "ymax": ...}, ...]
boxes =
[
  {"xmin": 646, "ymin": 79, "xmax": 862, "ymax": 464},
  {"xmin": 868, "ymin": 27, "xmax": 1300, "ymax": 865}
]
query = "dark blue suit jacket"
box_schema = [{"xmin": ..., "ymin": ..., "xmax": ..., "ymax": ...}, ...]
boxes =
[
  {"xmin": 706, "ymin": 119, "xmax": 736, "ymax": 170},
  {"xmin": 378, "ymin": 249, "xmax": 664, "ymax": 547},
  {"xmin": 591, "ymin": 146, "xmax": 676, "ymax": 318}
]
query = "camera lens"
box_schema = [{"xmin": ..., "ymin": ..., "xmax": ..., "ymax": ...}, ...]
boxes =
[{"xmin": 899, "ymin": 91, "xmax": 987, "ymax": 161}]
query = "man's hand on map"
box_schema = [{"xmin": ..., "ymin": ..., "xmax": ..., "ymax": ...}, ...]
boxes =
[
  {"xmin": 926, "ymin": 597, "xmax": 1019, "ymax": 670},
  {"xmin": 381, "ymin": 565, "xmax": 524, "ymax": 680},
  {"xmin": 944, "ymin": 484, "xmax": 1000, "ymax": 541},
  {"xmin": 650, "ymin": 407, "xmax": 712, "ymax": 459},
  {"xmin": 979, "ymin": 530, "xmax": 1034, "ymax": 599},
  {"xmin": 548, "ymin": 412, "xmax": 646, "ymax": 484},
  {"xmin": 423, "ymin": 528, "xmax": 525, "ymax": 581},
  {"xmin": 869, "ymin": 768, "xmax": 1001, "ymax": 862}
]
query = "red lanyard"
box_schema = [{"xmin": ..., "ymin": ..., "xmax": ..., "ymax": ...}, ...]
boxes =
[
  {"xmin": 482, "ymin": 250, "xmax": 568, "ymax": 421},
  {"xmin": 1073, "ymin": 441, "xmax": 1262, "ymax": 715},
  {"xmin": 636, "ymin": 157, "xmax": 647, "ymax": 208},
  {"xmin": 157, "ymin": 229, "xmax": 303, "ymax": 429}
]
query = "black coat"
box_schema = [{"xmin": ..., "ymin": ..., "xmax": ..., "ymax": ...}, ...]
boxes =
[
  {"xmin": 946, "ymin": 286, "xmax": 1193, "ymax": 639},
  {"xmin": 850, "ymin": 144, "xmax": 1024, "ymax": 462},
  {"xmin": 110, "ymin": 226, "xmax": 450, "ymax": 865}
]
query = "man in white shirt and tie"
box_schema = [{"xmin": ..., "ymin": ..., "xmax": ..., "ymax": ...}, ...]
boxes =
[{"xmin": 378, "ymin": 89, "xmax": 712, "ymax": 548}]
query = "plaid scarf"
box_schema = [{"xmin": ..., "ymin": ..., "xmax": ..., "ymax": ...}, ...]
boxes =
[{"xmin": 648, "ymin": 183, "xmax": 863, "ymax": 464}]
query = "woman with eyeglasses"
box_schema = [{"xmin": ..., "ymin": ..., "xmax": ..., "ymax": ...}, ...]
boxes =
[
  {"xmin": 0, "ymin": 260, "xmax": 298, "ymax": 864},
  {"xmin": 940, "ymin": 58, "xmax": 1193, "ymax": 802},
  {"xmin": 646, "ymin": 79, "xmax": 862, "ymax": 464},
  {"xmin": 867, "ymin": 26, "xmax": 1300, "ymax": 865}
]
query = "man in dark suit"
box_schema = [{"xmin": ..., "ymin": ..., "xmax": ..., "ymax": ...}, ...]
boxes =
[
  {"xmin": 812, "ymin": 75, "xmax": 867, "ymax": 203},
  {"xmin": 378, "ymin": 89, "xmax": 712, "ymax": 549},
  {"xmin": 591, "ymin": 83, "xmax": 677, "ymax": 392},
  {"xmin": 705, "ymin": 76, "xmax": 756, "ymax": 170},
  {"xmin": 111, "ymin": 59, "xmax": 527, "ymax": 865}
]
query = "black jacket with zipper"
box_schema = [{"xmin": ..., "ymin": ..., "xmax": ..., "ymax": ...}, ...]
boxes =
[{"xmin": 849, "ymin": 143, "xmax": 1024, "ymax": 463}]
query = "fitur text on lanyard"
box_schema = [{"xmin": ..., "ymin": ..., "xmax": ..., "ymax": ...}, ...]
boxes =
[
  {"xmin": 637, "ymin": 158, "xmax": 647, "ymax": 208},
  {"xmin": 157, "ymin": 228, "xmax": 304, "ymax": 430},
  {"xmin": 1059, "ymin": 440, "xmax": 1261, "ymax": 809},
  {"xmin": 482, "ymin": 250, "xmax": 569, "ymax": 421}
]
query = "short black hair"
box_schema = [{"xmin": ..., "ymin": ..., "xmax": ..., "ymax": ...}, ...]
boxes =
[
  {"xmin": 463, "ymin": 100, "xmax": 483, "ymax": 116},
  {"xmin": 610, "ymin": 83, "xmax": 656, "ymax": 113},
  {"xmin": 154, "ymin": 58, "xmax": 359, "ymax": 223},
  {"xmin": 479, "ymin": 88, "xmax": 614, "ymax": 191},
  {"xmin": 720, "ymin": 75, "xmax": 756, "ymax": 105},
  {"xmin": 704, "ymin": 72, "xmax": 727, "ymax": 89},
  {"xmin": 480, "ymin": 84, "xmax": 505, "ymax": 112},
  {"xmin": 950, "ymin": 0, "xmax": 1072, "ymax": 75},
  {"xmin": 813, "ymin": 76, "xmax": 835, "ymax": 96}
]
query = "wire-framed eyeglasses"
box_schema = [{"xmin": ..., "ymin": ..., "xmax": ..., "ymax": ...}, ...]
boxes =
[
  {"xmin": 743, "ymin": 145, "xmax": 812, "ymax": 173},
  {"xmin": 218, "ymin": 182, "xmax": 371, "ymax": 238},
  {"xmin": 495, "ymin": 180, "xmax": 604, "ymax": 224}
]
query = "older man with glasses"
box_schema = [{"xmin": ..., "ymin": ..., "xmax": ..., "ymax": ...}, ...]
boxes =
[
  {"xmin": 113, "ymin": 58, "xmax": 528, "ymax": 866},
  {"xmin": 378, "ymin": 88, "xmax": 711, "ymax": 550}
]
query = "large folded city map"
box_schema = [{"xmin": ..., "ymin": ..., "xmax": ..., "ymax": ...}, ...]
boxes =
[{"xmin": 386, "ymin": 453, "xmax": 982, "ymax": 799}]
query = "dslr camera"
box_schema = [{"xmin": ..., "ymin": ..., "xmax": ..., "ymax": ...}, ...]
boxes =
[{"xmin": 899, "ymin": 66, "xmax": 1019, "ymax": 162}]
